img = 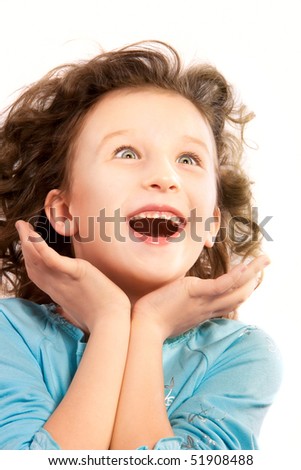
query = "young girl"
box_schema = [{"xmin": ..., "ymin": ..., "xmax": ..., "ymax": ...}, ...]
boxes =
[{"xmin": 0, "ymin": 41, "xmax": 281, "ymax": 450}]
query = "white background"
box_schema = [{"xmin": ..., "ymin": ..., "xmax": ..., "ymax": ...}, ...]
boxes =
[{"xmin": 0, "ymin": 0, "xmax": 300, "ymax": 454}]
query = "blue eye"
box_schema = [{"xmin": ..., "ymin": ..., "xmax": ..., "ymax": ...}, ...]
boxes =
[
  {"xmin": 177, "ymin": 153, "xmax": 201, "ymax": 166},
  {"xmin": 115, "ymin": 146, "xmax": 138, "ymax": 159}
]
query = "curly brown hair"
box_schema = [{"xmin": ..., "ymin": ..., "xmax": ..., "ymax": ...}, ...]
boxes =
[{"xmin": 0, "ymin": 40, "xmax": 261, "ymax": 304}]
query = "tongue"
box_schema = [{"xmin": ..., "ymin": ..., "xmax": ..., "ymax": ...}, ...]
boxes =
[{"xmin": 130, "ymin": 217, "xmax": 179, "ymax": 237}]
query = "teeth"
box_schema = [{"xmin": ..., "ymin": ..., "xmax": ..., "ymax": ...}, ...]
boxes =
[{"xmin": 130, "ymin": 211, "xmax": 183, "ymax": 225}]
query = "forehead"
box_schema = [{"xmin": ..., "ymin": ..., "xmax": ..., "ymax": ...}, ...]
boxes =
[{"xmin": 72, "ymin": 86, "xmax": 217, "ymax": 161}]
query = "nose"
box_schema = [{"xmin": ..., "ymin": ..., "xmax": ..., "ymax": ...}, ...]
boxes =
[{"xmin": 142, "ymin": 161, "xmax": 181, "ymax": 192}]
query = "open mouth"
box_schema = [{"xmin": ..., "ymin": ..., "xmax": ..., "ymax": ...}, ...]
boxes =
[{"xmin": 128, "ymin": 211, "xmax": 186, "ymax": 239}]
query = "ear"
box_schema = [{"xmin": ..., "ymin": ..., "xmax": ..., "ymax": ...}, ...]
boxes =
[
  {"xmin": 44, "ymin": 189, "xmax": 78, "ymax": 237},
  {"xmin": 204, "ymin": 207, "xmax": 221, "ymax": 248}
]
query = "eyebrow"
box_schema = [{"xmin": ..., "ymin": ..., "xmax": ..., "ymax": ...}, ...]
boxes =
[
  {"xmin": 99, "ymin": 129, "xmax": 133, "ymax": 146},
  {"xmin": 94, "ymin": 129, "xmax": 133, "ymax": 156},
  {"xmin": 99, "ymin": 130, "xmax": 211, "ymax": 155},
  {"xmin": 181, "ymin": 135, "xmax": 211, "ymax": 155}
]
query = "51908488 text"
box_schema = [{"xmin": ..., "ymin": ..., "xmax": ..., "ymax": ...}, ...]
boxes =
[{"xmin": 189, "ymin": 454, "xmax": 254, "ymax": 466}]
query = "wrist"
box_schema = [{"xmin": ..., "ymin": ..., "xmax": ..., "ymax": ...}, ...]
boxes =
[
  {"xmin": 88, "ymin": 304, "xmax": 131, "ymax": 335},
  {"xmin": 131, "ymin": 309, "xmax": 168, "ymax": 344}
]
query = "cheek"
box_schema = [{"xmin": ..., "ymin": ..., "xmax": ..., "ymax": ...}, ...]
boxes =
[
  {"xmin": 187, "ymin": 180, "xmax": 218, "ymax": 240},
  {"xmin": 69, "ymin": 172, "xmax": 114, "ymax": 215},
  {"xmin": 191, "ymin": 178, "xmax": 217, "ymax": 216}
]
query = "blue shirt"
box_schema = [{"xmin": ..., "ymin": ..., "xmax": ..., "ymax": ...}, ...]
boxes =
[{"xmin": 0, "ymin": 298, "xmax": 282, "ymax": 450}]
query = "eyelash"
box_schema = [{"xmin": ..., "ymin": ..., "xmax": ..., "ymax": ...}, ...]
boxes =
[
  {"xmin": 114, "ymin": 145, "xmax": 139, "ymax": 159},
  {"xmin": 113, "ymin": 145, "xmax": 203, "ymax": 167},
  {"xmin": 177, "ymin": 152, "xmax": 203, "ymax": 166}
]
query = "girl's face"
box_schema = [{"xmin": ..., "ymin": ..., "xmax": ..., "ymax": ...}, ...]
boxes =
[{"xmin": 48, "ymin": 87, "xmax": 220, "ymax": 301}]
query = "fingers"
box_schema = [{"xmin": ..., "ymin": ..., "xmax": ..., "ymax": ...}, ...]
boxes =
[
  {"xmin": 15, "ymin": 220, "xmax": 34, "ymax": 242},
  {"xmin": 189, "ymin": 263, "xmax": 247, "ymax": 298},
  {"xmin": 15, "ymin": 220, "xmax": 92, "ymax": 285},
  {"xmin": 16, "ymin": 220, "xmax": 52, "ymax": 263},
  {"xmin": 233, "ymin": 255, "xmax": 270, "ymax": 289},
  {"xmin": 208, "ymin": 277, "xmax": 259, "ymax": 316},
  {"xmin": 191, "ymin": 254, "xmax": 270, "ymax": 298},
  {"xmin": 209, "ymin": 263, "xmax": 248, "ymax": 295},
  {"xmin": 206, "ymin": 255, "xmax": 270, "ymax": 317},
  {"xmin": 15, "ymin": 220, "xmax": 43, "ymax": 263},
  {"xmin": 15, "ymin": 220, "xmax": 71, "ymax": 276}
]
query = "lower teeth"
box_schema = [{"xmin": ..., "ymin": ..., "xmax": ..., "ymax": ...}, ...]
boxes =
[{"xmin": 130, "ymin": 217, "xmax": 180, "ymax": 237}]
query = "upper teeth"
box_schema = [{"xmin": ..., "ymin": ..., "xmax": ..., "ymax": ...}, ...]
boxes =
[{"xmin": 130, "ymin": 211, "xmax": 183, "ymax": 225}]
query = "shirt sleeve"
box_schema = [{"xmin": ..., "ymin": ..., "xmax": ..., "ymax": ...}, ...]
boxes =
[
  {"xmin": 0, "ymin": 309, "xmax": 61, "ymax": 450},
  {"xmin": 139, "ymin": 326, "xmax": 282, "ymax": 450}
]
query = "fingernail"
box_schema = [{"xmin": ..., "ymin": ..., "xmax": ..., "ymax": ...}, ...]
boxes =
[
  {"xmin": 28, "ymin": 231, "xmax": 43, "ymax": 243},
  {"xmin": 263, "ymin": 257, "xmax": 271, "ymax": 267}
]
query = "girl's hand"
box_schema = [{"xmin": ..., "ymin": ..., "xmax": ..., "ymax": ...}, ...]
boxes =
[
  {"xmin": 15, "ymin": 220, "xmax": 131, "ymax": 333},
  {"xmin": 132, "ymin": 255, "xmax": 270, "ymax": 340}
]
